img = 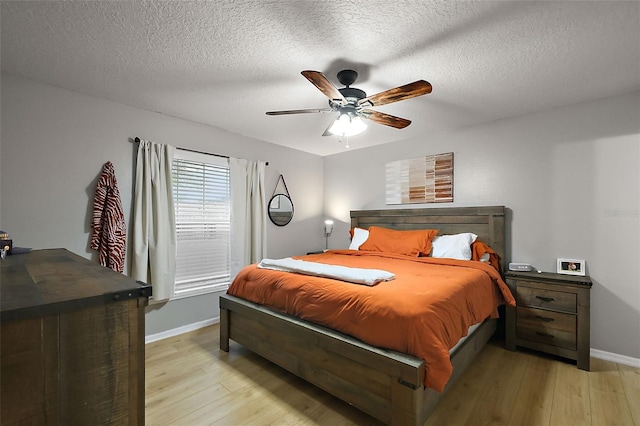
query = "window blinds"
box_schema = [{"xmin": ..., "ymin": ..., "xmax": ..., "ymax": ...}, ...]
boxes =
[{"xmin": 172, "ymin": 153, "xmax": 230, "ymax": 297}]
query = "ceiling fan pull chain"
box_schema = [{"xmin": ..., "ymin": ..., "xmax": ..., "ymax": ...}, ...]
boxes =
[{"xmin": 337, "ymin": 135, "xmax": 350, "ymax": 148}]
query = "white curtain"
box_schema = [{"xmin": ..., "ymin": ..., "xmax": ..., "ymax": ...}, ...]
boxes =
[
  {"xmin": 229, "ymin": 158, "xmax": 267, "ymax": 280},
  {"xmin": 131, "ymin": 140, "xmax": 176, "ymax": 302}
]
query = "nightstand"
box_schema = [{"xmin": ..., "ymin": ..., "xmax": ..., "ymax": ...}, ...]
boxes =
[{"xmin": 505, "ymin": 271, "xmax": 592, "ymax": 370}]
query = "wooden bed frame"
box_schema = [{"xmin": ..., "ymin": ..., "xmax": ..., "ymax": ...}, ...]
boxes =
[{"xmin": 220, "ymin": 206, "xmax": 506, "ymax": 425}]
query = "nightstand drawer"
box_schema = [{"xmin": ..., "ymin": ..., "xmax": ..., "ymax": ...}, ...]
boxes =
[
  {"xmin": 517, "ymin": 324, "xmax": 577, "ymax": 350},
  {"xmin": 517, "ymin": 307, "xmax": 576, "ymax": 333},
  {"xmin": 516, "ymin": 285, "xmax": 577, "ymax": 313}
]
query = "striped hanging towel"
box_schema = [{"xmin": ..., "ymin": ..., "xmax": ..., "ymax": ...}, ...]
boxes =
[{"xmin": 91, "ymin": 161, "xmax": 126, "ymax": 272}]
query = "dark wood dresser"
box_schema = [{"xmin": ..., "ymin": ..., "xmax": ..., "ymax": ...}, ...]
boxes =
[
  {"xmin": 504, "ymin": 270, "xmax": 592, "ymax": 370},
  {"xmin": 1, "ymin": 248, "xmax": 151, "ymax": 425}
]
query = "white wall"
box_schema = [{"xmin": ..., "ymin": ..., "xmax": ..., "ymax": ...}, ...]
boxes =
[
  {"xmin": 324, "ymin": 91, "xmax": 640, "ymax": 360},
  {"xmin": 3, "ymin": 73, "xmax": 638, "ymax": 359},
  {"xmin": 0, "ymin": 73, "xmax": 325, "ymax": 336}
]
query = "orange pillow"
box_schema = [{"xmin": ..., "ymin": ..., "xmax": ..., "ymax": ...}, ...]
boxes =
[
  {"xmin": 471, "ymin": 239, "xmax": 501, "ymax": 272},
  {"xmin": 359, "ymin": 226, "xmax": 438, "ymax": 257}
]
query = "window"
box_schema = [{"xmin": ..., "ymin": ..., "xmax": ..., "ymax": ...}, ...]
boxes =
[{"xmin": 171, "ymin": 150, "xmax": 230, "ymax": 299}]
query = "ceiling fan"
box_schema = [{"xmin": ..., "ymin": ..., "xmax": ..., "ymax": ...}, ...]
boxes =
[{"xmin": 266, "ymin": 70, "xmax": 432, "ymax": 137}]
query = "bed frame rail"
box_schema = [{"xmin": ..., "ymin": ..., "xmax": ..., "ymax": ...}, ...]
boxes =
[{"xmin": 220, "ymin": 294, "xmax": 496, "ymax": 425}]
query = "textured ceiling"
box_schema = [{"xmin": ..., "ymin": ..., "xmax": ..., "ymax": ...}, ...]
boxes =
[{"xmin": 2, "ymin": 1, "xmax": 639, "ymax": 156}]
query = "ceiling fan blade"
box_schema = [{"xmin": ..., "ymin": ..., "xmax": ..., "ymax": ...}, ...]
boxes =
[
  {"xmin": 266, "ymin": 108, "xmax": 332, "ymax": 116},
  {"xmin": 301, "ymin": 70, "xmax": 347, "ymax": 103},
  {"xmin": 358, "ymin": 80, "xmax": 432, "ymax": 107},
  {"xmin": 361, "ymin": 109, "xmax": 412, "ymax": 129}
]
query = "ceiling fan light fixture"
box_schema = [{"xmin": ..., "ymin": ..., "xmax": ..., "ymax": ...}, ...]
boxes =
[
  {"xmin": 267, "ymin": 70, "xmax": 432, "ymax": 138},
  {"xmin": 328, "ymin": 114, "xmax": 367, "ymax": 137}
]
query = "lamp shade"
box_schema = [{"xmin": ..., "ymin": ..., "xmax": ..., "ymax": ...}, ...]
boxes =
[
  {"xmin": 324, "ymin": 219, "xmax": 334, "ymax": 234},
  {"xmin": 328, "ymin": 114, "xmax": 367, "ymax": 137}
]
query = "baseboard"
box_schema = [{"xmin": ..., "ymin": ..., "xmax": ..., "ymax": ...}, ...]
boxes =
[
  {"xmin": 145, "ymin": 317, "xmax": 220, "ymax": 344},
  {"xmin": 591, "ymin": 348, "xmax": 640, "ymax": 368}
]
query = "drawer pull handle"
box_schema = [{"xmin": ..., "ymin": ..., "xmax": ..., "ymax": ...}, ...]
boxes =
[
  {"xmin": 536, "ymin": 331, "xmax": 555, "ymax": 339},
  {"xmin": 536, "ymin": 296, "xmax": 555, "ymax": 303},
  {"xmin": 534, "ymin": 315, "xmax": 554, "ymax": 322}
]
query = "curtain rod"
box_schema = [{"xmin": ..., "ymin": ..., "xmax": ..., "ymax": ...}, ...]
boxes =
[{"xmin": 132, "ymin": 137, "xmax": 268, "ymax": 166}]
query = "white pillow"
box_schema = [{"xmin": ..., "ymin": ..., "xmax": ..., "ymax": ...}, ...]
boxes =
[
  {"xmin": 349, "ymin": 227, "xmax": 369, "ymax": 250},
  {"xmin": 430, "ymin": 233, "xmax": 478, "ymax": 260}
]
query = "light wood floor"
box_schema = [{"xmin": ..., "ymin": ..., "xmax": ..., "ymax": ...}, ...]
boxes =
[{"xmin": 145, "ymin": 324, "xmax": 639, "ymax": 425}]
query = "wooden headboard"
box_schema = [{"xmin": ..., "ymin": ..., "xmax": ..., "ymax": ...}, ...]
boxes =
[{"xmin": 350, "ymin": 206, "xmax": 506, "ymax": 269}]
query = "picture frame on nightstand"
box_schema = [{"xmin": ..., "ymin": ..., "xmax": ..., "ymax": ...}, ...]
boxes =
[{"xmin": 557, "ymin": 258, "xmax": 586, "ymax": 276}]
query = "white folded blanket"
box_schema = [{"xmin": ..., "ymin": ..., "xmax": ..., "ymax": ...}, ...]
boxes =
[{"xmin": 257, "ymin": 257, "xmax": 395, "ymax": 286}]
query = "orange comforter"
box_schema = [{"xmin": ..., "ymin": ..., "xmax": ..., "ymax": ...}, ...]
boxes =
[{"xmin": 227, "ymin": 250, "xmax": 515, "ymax": 392}]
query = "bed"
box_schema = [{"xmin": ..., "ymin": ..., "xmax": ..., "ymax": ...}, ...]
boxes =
[{"xmin": 220, "ymin": 206, "xmax": 510, "ymax": 425}]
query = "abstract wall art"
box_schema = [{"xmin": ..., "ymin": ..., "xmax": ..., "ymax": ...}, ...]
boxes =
[{"xmin": 385, "ymin": 152, "xmax": 453, "ymax": 204}]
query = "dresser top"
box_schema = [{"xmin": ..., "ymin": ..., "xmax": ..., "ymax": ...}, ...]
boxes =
[
  {"xmin": 505, "ymin": 270, "xmax": 592, "ymax": 287},
  {"xmin": 1, "ymin": 248, "xmax": 151, "ymax": 321}
]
